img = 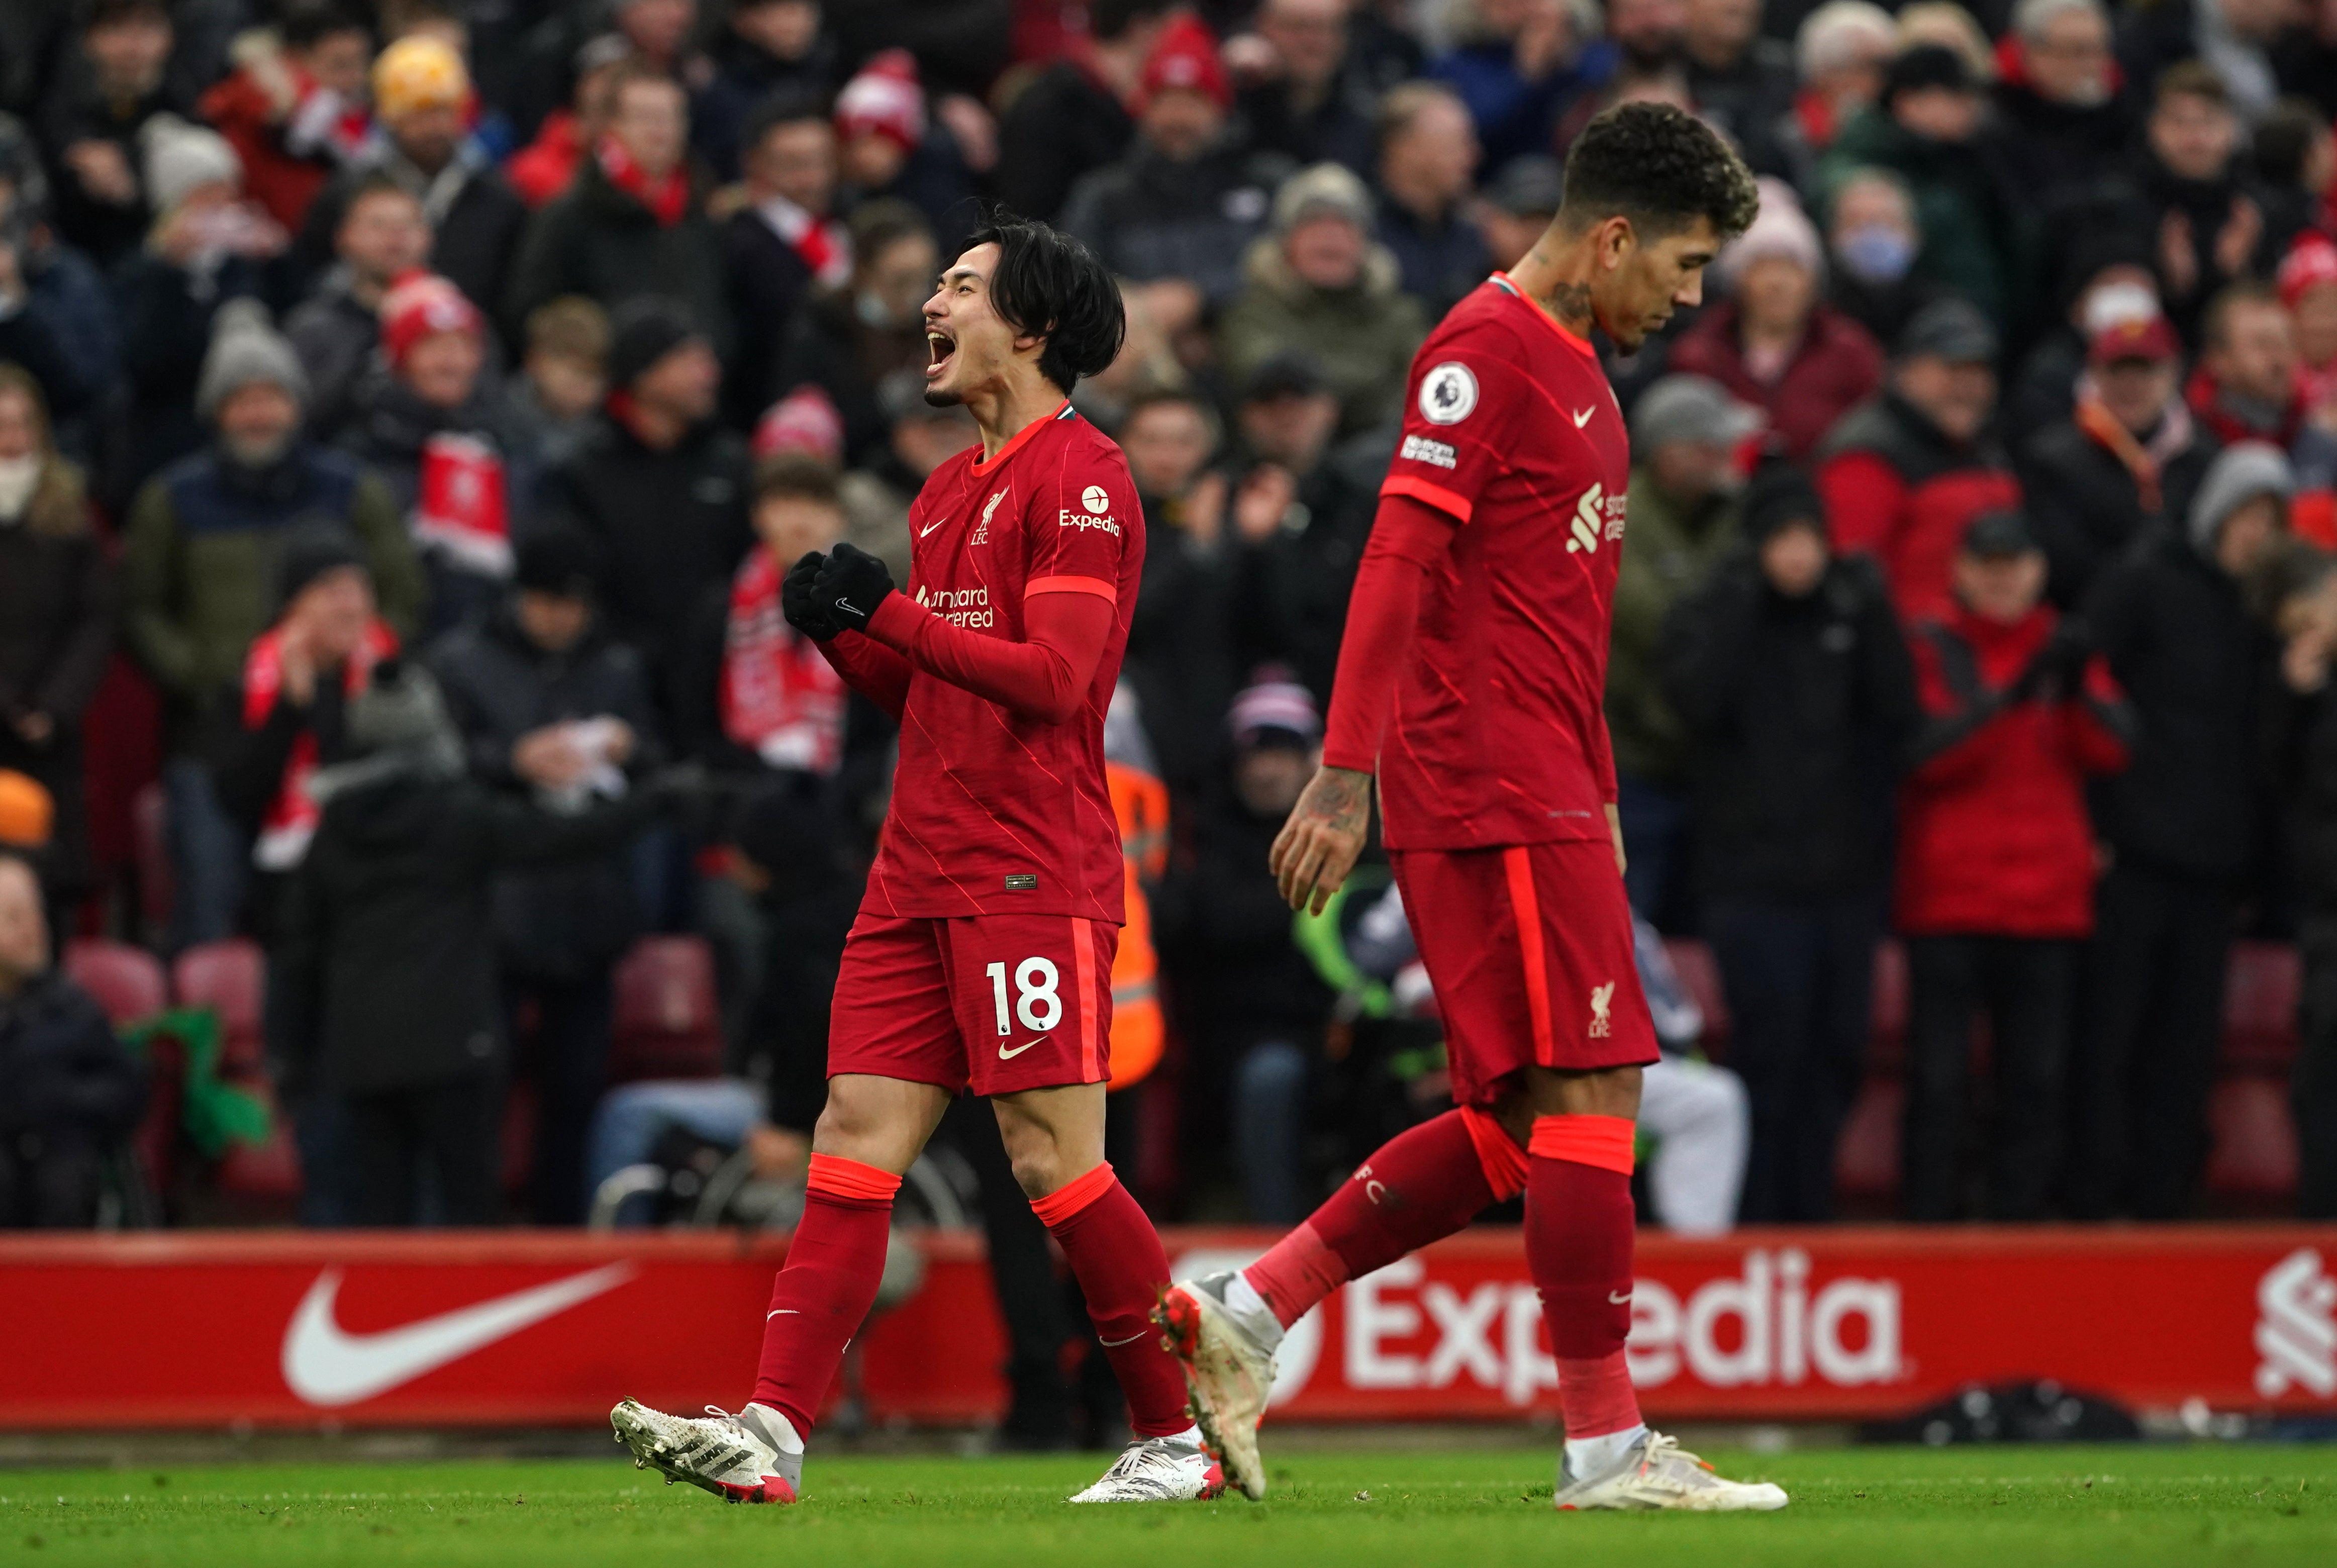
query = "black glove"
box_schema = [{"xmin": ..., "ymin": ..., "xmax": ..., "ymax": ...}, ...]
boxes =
[
  {"xmin": 812, "ymin": 540, "xmax": 896, "ymax": 634},
  {"xmin": 2010, "ymin": 617, "xmax": 2092, "ymax": 703},
  {"xmin": 781, "ymin": 550, "xmax": 839, "ymax": 641}
]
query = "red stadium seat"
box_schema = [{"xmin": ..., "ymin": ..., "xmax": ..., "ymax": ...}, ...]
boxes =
[
  {"xmin": 1662, "ymin": 938, "xmax": 1730, "ymax": 1057},
  {"xmin": 609, "ymin": 935, "xmax": 725, "ymax": 1083},
  {"xmin": 2205, "ymin": 1076, "xmax": 2299, "ymax": 1206},
  {"xmin": 63, "ymin": 938, "xmax": 166, "ymax": 1027},
  {"xmin": 1867, "ymin": 940, "xmax": 1907, "ymax": 1072},
  {"xmin": 2221, "ymin": 941, "xmax": 2301, "ymax": 1073},
  {"xmin": 172, "ymin": 940, "xmax": 267, "ymax": 1078},
  {"xmin": 132, "ymin": 781, "xmax": 171, "ymax": 939},
  {"xmin": 1835, "ymin": 1075, "xmax": 1904, "ymax": 1208},
  {"xmin": 212, "ymin": 1111, "xmax": 304, "ymax": 1209}
]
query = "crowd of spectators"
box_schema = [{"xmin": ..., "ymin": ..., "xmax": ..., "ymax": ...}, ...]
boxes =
[{"xmin": 5, "ymin": 0, "xmax": 2337, "ymax": 1236}]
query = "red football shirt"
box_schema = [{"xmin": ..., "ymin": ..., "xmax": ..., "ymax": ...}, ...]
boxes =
[
  {"xmin": 1373, "ymin": 274, "xmax": 1629, "ymax": 850},
  {"xmin": 862, "ymin": 403, "xmax": 1143, "ymax": 922}
]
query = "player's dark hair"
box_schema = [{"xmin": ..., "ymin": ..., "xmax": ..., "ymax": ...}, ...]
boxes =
[
  {"xmin": 1557, "ymin": 102, "xmax": 1760, "ymax": 244},
  {"xmin": 962, "ymin": 214, "xmax": 1126, "ymax": 395}
]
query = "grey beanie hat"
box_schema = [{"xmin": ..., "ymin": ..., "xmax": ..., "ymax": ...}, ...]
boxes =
[
  {"xmin": 197, "ymin": 299, "xmax": 310, "ymax": 422},
  {"xmin": 1271, "ymin": 162, "xmax": 1374, "ymax": 235},
  {"xmin": 2188, "ymin": 441, "xmax": 2294, "ymax": 554}
]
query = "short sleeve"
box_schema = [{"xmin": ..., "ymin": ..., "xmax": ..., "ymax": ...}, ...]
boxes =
[
  {"xmin": 1023, "ymin": 440, "xmax": 1132, "ymax": 603},
  {"xmin": 1381, "ymin": 322, "xmax": 1533, "ymax": 524}
]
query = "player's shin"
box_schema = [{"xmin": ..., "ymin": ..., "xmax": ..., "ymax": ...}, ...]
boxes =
[
  {"xmin": 1030, "ymin": 1161, "xmax": 1191, "ymax": 1437},
  {"xmin": 1525, "ymin": 1114, "xmax": 1646, "ymax": 1479},
  {"xmin": 749, "ymin": 1153, "xmax": 902, "ymax": 1441},
  {"xmin": 1241, "ymin": 1107, "xmax": 1520, "ymax": 1334}
]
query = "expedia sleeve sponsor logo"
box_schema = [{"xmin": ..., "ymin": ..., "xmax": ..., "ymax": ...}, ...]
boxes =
[
  {"xmin": 1399, "ymin": 434, "xmax": 1457, "ymax": 469},
  {"xmin": 1059, "ymin": 495, "xmax": 1121, "ymax": 535},
  {"xmin": 914, "ymin": 584, "xmax": 994, "ymax": 627}
]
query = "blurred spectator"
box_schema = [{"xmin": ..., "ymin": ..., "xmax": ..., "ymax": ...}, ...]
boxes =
[
  {"xmin": 1821, "ymin": 167, "xmax": 1944, "ymax": 349},
  {"xmin": 1231, "ymin": 0, "xmax": 1379, "ymax": 177},
  {"xmin": 198, "ymin": 7, "xmax": 375, "ymax": 234},
  {"xmin": 1155, "ymin": 671, "xmax": 1334, "ymax": 1222},
  {"xmin": 2286, "ymin": 234, "xmax": 2337, "ymax": 419},
  {"xmin": 1784, "ymin": 1, "xmax": 1896, "ymax": 168},
  {"xmin": 837, "ymin": 384, "xmax": 973, "ymax": 585},
  {"xmin": 1820, "ymin": 43, "xmax": 2026, "ymax": 331},
  {"xmin": 830, "ymin": 49, "xmax": 980, "ymax": 260},
  {"xmin": 1059, "ymin": 16, "xmax": 1289, "ymax": 314},
  {"xmin": 1432, "ymin": 0, "xmax": 1612, "ymax": 173},
  {"xmin": 1683, "ymin": 0, "xmax": 1799, "ymax": 178},
  {"xmin": 123, "ymin": 302, "xmax": 423, "ymax": 946},
  {"xmin": 1662, "ymin": 463, "xmax": 1917, "ymax": 1222},
  {"xmin": 2069, "ymin": 441, "xmax": 2289, "ymax": 1219},
  {"xmin": 507, "ymin": 34, "xmax": 630, "ymax": 212},
  {"xmin": 1994, "ymin": 0, "xmax": 2131, "ymax": 211},
  {"xmin": 114, "ymin": 118, "xmax": 289, "ymax": 496},
  {"xmin": 2124, "ymin": 61, "xmax": 2267, "ymax": 343},
  {"xmin": 342, "ymin": 272, "xmax": 529, "ymax": 636},
  {"xmin": 427, "ymin": 530, "xmax": 661, "ymax": 1224},
  {"xmin": 1894, "ymin": 3, "xmax": 1997, "ymax": 80},
  {"xmin": 1550, "ymin": 0, "xmax": 1689, "ymax": 150},
  {"xmin": 501, "ymin": 297, "xmax": 610, "ymax": 475},
  {"xmin": 1471, "ymin": 152, "xmax": 1563, "ymax": 270},
  {"xmin": 1894, "ymin": 511, "xmax": 2133, "ymax": 1221},
  {"xmin": 271, "ymin": 658, "xmax": 680, "ymax": 1226},
  {"xmin": 0, "ymin": 368, "xmax": 112, "ymax": 918},
  {"xmin": 2002, "ymin": 233, "xmax": 2162, "ymax": 450},
  {"xmin": 2121, "ymin": 0, "xmax": 2287, "ymax": 127},
  {"xmin": 285, "ymin": 175, "xmax": 432, "ymax": 442},
  {"xmin": 1668, "ymin": 178, "xmax": 1883, "ymax": 462},
  {"xmin": 1220, "ymin": 163, "xmax": 1426, "ymax": 437},
  {"xmin": 0, "ymin": 117, "xmax": 119, "ymax": 456},
  {"xmin": 37, "ymin": 0, "xmax": 187, "ymax": 267},
  {"xmin": 297, "ymin": 37, "xmax": 529, "ymax": 325},
  {"xmin": 1609, "ymin": 376, "xmax": 1762, "ymax": 924},
  {"xmin": 548, "ymin": 298, "xmax": 752, "ymax": 703},
  {"xmin": 1372, "ymin": 82, "xmax": 1488, "ymax": 316},
  {"xmin": 995, "ymin": 0, "xmax": 1176, "ymax": 222},
  {"xmin": 723, "ymin": 94, "xmax": 848, "ymax": 429},
  {"xmin": 1818, "ymin": 298, "xmax": 2022, "ymax": 622},
  {"xmin": 2022, "ymin": 313, "xmax": 2218, "ymax": 607},
  {"xmin": 0, "ymin": 852, "xmax": 144, "ymax": 1227},
  {"xmin": 2267, "ymin": 545, "xmax": 2337, "ymax": 1216},
  {"xmin": 696, "ymin": 0, "xmax": 842, "ymax": 183},
  {"xmin": 770, "ymin": 200, "xmax": 936, "ymax": 464},
  {"xmin": 2250, "ymin": 97, "xmax": 2331, "ymax": 266},
  {"xmin": 2185, "ymin": 284, "xmax": 2337, "ymax": 482},
  {"xmin": 506, "ymin": 65, "xmax": 729, "ymax": 357}
]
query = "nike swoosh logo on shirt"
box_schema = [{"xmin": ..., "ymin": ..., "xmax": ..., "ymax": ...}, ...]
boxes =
[
  {"xmin": 1572, "ymin": 407, "xmax": 1596, "ymax": 428},
  {"xmin": 920, "ymin": 518, "xmax": 945, "ymax": 537},
  {"xmin": 280, "ymin": 1262, "xmax": 633, "ymax": 1407}
]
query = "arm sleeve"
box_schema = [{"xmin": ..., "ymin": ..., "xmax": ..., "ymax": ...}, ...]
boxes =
[
  {"xmin": 1319, "ymin": 494, "xmax": 1460, "ymax": 772},
  {"xmin": 863, "ymin": 586, "xmax": 1115, "ymax": 723},
  {"xmin": 816, "ymin": 633, "xmax": 915, "ymax": 721}
]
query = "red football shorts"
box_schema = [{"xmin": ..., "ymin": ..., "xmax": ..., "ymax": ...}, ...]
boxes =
[
  {"xmin": 827, "ymin": 912, "xmax": 1118, "ymax": 1096},
  {"xmin": 1390, "ymin": 838, "xmax": 1659, "ymax": 1106}
]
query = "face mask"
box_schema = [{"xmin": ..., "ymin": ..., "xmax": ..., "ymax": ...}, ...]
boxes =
[
  {"xmin": 1836, "ymin": 225, "xmax": 1916, "ymax": 284},
  {"xmin": 0, "ymin": 454, "xmax": 39, "ymax": 519},
  {"xmin": 856, "ymin": 290, "xmax": 907, "ymax": 329}
]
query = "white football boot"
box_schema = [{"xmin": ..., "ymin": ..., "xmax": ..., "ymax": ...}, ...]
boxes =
[
  {"xmin": 1550, "ymin": 1430, "xmax": 1789, "ymax": 1512},
  {"xmin": 1154, "ymin": 1272, "xmax": 1276, "ymax": 1500},
  {"xmin": 1067, "ymin": 1428, "xmax": 1225, "ymax": 1502},
  {"xmin": 611, "ymin": 1399, "xmax": 803, "ymax": 1504}
]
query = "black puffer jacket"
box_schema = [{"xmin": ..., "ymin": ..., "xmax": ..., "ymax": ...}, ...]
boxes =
[
  {"xmin": 273, "ymin": 768, "xmax": 671, "ymax": 1095},
  {"xmin": 0, "ymin": 969, "xmax": 145, "ymax": 1141},
  {"xmin": 2084, "ymin": 530, "xmax": 2273, "ymax": 881},
  {"xmin": 501, "ymin": 155, "xmax": 731, "ymax": 356},
  {"xmin": 426, "ymin": 606, "xmax": 663, "ymax": 980},
  {"xmin": 1662, "ymin": 551, "xmax": 1920, "ymax": 899},
  {"xmin": 2020, "ymin": 415, "xmax": 2219, "ymax": 609}
]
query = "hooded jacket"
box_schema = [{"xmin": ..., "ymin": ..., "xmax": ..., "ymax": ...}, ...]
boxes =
[
  {"xmin": 2020, "ymin": 402, "xmax": 2219, "ymax": 608},
  {"xmin": 1217, "ymin": 234, "xmax": 1427, "ymax": 435},
  {"xmin": 501, "ymin": 152, "xmax": 730, "ymax": 356},
  {"xmin": 1665, "ymin": 299, "xmax": 1885, "ymax": 463}
]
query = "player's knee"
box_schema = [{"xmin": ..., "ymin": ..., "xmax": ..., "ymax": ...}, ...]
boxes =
[{"xmin": 1005, "ymin": 1140, "xmax": 1072, "ymax": 1200}]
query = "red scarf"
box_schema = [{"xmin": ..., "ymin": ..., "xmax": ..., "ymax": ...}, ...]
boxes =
[
  {"xmin": 721, "ymin": 549, "xmax": 846, "ymax": 773},
  {"xmin": 598, "ymin": 136, "xmax": 689, "ymax": 227},
  {"xmin": 412, "ymin": 431, "xmax": 512, "ymax": 577},
  {"xmin": 242, "ymin": 618, "xmax": 399, "ymax": 870}
]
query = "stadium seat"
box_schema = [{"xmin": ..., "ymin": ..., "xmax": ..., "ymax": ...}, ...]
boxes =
[
  {"xmin": 171, "ymin": 940, "xmax": 267, "ymax": 1078},
  {"xmin": 211, "ymin": 1111, "xmax": 304, "ymax": 1209},
  {"xmin": 132, "ymin": 780, "xmax": 171, "ymax": 939},
  {"xmin": 2205, "ymin": 1076, "xmax": 2299, "ymax": 1207},
  {"xmin": 1868, "ymin": 940, "xmax": 1907, "ymax": 1072},
  {"xmin": 1835, "ymin": 1074, "xmax": 1904, "ymax": 1207},
  {"xmin": 64, "ymin": 938, "xmax": 166, "ymax": 1027},
  {"xmin": 1662, "ymin": 938, "xmax": 1731, "ymax": 1057},
  {"xmin": 609, "ymin": 935, "xmax": 725, "ymax": 1083},
  {"xmin": 2221, "ymin": 941, "xmax": 2301, "ymax": 1073}
]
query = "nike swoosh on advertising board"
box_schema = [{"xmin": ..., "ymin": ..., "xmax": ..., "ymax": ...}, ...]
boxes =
[{"xmin": 281, "ymin": 1262, "xmax": 634, "ymax": 1407}]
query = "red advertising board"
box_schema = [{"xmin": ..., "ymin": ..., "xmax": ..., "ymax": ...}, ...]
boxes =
[{"xmin": 0, "ymin": 1227, "xmax": 2330, "ymax": 1429}]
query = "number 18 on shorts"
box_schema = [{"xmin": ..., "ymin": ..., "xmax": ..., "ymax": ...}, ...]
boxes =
[{"xmin": 828, "ymin": 912, "xmax": 1119, "ymax": 1096}]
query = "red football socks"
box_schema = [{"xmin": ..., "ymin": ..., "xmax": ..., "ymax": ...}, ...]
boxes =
[
  {"xmin": 1526, "ymin": 1114, "xmax": 1643, "ymax": 1439},
  {"xmin": 751, "ymin": 1153, "xmax": 900, "ymax": 1439},
  {"xmin": 1245, "ymin": 1108, "xmax": 1524, "ymax": 1329},
  {"xmin": 1031, "ymin": 1162, "xmax": 1191, "ymax": 1437}
]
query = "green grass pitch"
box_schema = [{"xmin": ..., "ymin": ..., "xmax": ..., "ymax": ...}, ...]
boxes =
[{"xmin": 5, "ymin": 1443, "xmax": 2335, "ymax": 1566}]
